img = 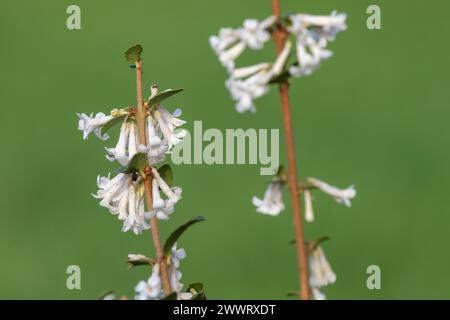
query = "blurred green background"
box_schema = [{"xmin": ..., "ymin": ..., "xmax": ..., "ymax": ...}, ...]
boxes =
[{"xmin": 0, "ymin": 0, "xmax": 448, "ymax": 299}]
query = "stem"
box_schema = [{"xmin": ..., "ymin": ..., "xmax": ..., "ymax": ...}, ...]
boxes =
[
  {"xmin": 135, "ymin": 60, "xmax": 172, "ymax": 295},
  {"xmin": 271, "ymin": 0, "xmax": 310, "ymax": 300}
]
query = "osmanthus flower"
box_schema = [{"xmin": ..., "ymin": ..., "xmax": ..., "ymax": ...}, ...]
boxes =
[
  {"xmin": 144, "ymin": 167, "xmax": 182, "ymax": 221},
  {"xmin": 308, "ymin": 245, "xmax": 336, "ymax": 289},
  {"xmin": 209, "ymin": 16, "xmax": 276, "ymax": 72},
  {"xmin": 287, "ymin": 11, "xmax": 347, "ymax": 78},
  {"xmin": 77, "ymin": 108, "xmax": 128, "ymax": 140},
  {"xmin": 307, "ymin": 177, "xmax": 356, "ymax": 207},
  {"xmin": 134, "ymin": 244, "xmax": 190, "ymax": 300},
  {"xmin": 92, "ymin": 173, "xmax": 150, "ymax": 235},
  {"xmin": 304, "ymin": 189, "xmax": 315, "ymax": 223},
  {"xmin": 153, "ymin": 107, "xmax": 187, "ymax": 150},
  {"xmin": 225, "ymin": 41, "xmax": 292, "ymax": 113},
  {"xmin": 135, "ymin": 263, "xmax": 164, "ymax": 300},
  {"xmin": 252, "ymin": 177, "xmax": 285, "ymax": 216}
]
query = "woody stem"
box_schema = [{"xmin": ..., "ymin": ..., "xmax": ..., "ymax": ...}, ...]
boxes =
[
  {"xmin": 135, "ymin": 60, "xmax": 172, "ymax": 295},
  {"xmin": 271, "ymin": 0, "xmax": 310, "ymax": 300}
]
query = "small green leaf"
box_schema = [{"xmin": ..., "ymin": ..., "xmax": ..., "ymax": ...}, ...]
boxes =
[
  {"xmin": 124, "ymin": 44, "xmax": 143, "ymax": 63},
  {"xmin": 311, "ymin": 236, "xmax": 330, "ymax": 249},
  {"xmin": 286, "ymin": 291, "xmax": 299, "ymax": 298},
  {"xmin": 98, "ymin": 290, "xmax": 115, "ymax": 300},
  {"xmin": 276, "ymin": 165, "xmax": 285, "ymax": 177},
  {"xmin": 126, "ymin": 254, "xmax": 153, "ymax": 268},
  {"xmin": 148, "ymin": 88, "xmax": 183, "ymax": 107},
  {"xmin": 157, "ymin": 164, "xmax": 173, "ymax": 187},
  {"xmin": 187, "ymin": 282, "xmax": 207, "ymax": 300},
  {"xmin": 100, "ymin": 114, "xmax": 126, "ymax": 136},
  {"xmin": 121, "ymin": 152, "xmax": 148, "ymax": 174},
  {"xmin": 163, "ymin": 216, "xmax": 205, "ymax": 255}
]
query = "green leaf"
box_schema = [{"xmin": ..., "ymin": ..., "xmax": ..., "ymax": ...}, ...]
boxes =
[
  {"xmin": 124, "ymin": 44, "xmax": 143, "ymax": 63},
  {"xmin": 286, "ymin": 291, "xmax": 299, "ymax": 298},
  {"xmin": 187, "ymin": 282, "xmax": 207, "ymax": 300},
  {"xmin": 276, "ymin": 165, "xmax": 285, "ymax": 177},
  {"xmin": 100, "ymin": 114, "xmax": 126, "ymax": 136},
  {"xmin": 98, "ymin": 290, "xmax": 115, "ymax": 300},
  {"xmin": 126, "ymin": 254, "xmax": 153, "ymax": 268},
  {"xmin": 163, "ymin": 216, "xmax": 205, "ymax": 255},
  {"xmin": 148, "ymin": 88, "xmax": 183, "ymax": 107},
  {"xmin": 157, "ymin": 164, "xmax": 173, "ymax": 187},
  {"xmin": 311, "ymin": 236, "xmax": 330, "ymax": 249},
  {"xmin": 121, "ymin": 152, "xmax": 148, "ymax": 174}
]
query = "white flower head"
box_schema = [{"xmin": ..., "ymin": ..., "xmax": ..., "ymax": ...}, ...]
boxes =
[
  {"xmin": 92, "ymin": 173, "xmax": 150, "ymax": 234},
  {"xmin": 105, "ymin": 121, "xmax": 130, "ymax": 165},
  {"xmin": 307, "ymin": 177, "xmax": 356, "ymax": 207},
  {"xmin": 135, "ymin": 263, "xmax": 164, "ymax": 300},
  {"xmin": 77, "ymin": 112, "xmax": 115, "ymax": 140},
  {"xmin": 238, "ymin": 16, "xmax": 275, "ymax": 50},
  {"xmin": 308, "ymin": 246, "xmax": 336, "ymax": 288},
  {"xmin": 287, "ymin": 11, "xmax": 347, "ymax": 78},
  {"xmin": 252, "ymin": 178, "xmax": 285, "ymax": 216},
  {"xmin": 154, "ymin": 107, "xmax": 187, "ymax": 150}
]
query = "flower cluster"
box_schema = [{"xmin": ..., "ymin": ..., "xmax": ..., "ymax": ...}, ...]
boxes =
[
  {"xmin": 308, "ymin": 245, "xmax": 336, "ymax": 300},
  {"xmin": 77, "ymin": 100, "xmax": 186, "ymax": 234},
  {"xmin": 210, "ymin": 11, "xmax": 347, "ymax": 113},
  {"xmin": 134, "ymin": 244, "xmax": 192, "ymax": 300}
]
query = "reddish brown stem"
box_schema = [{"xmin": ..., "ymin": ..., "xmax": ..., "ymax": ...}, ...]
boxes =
[
  {"xmin": 271, "ymin": 0, "xmax": 310, "ymax": 300},
  {"xmin": 135, "ymin": 60, "xmax": 172, "ymax": 295}
]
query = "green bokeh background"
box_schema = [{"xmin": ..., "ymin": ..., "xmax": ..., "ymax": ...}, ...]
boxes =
[{"xmin": 1, "ymin": 0, "xmax": 448, "ymax": 299}]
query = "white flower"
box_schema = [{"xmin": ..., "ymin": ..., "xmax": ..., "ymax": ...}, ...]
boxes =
[
  {"xmin": 312, "ymin": 287, "xmax": 326, "ymax": 300},
  {"xmin": 92, "ymin": 173, "xmax": 150, "ymax": 234},
  {"xmin": 238, "ymin": 16, "xmax": 275, "ymax": 50},
  {"xmin": 304, "ymin": 189, "xmax": 314, "ymax": 222},
  {"xmin": 151, "ymin": 167, "xmax": 182, "ymax": 207},
  {"xmin": 105, "ymin": 122, "xmax": 129, "ymax": 165},
  {"xmin": 171, "ymin": 243, "xmax": 186, "ymax": 268},
  {"xmin": 308, "ymin": 246, "xmax": 336, "ymax": 288},
  {"xmin": 146, "ymin": 177, "xmax": 175, "ymax": 221},
  {"xmin": 209, "ymin": 16, "xmax": 275, "ymax": 72},
  {"xmin": 154, "ymin": 107, "xmax": 187, "ymax": 150},
  {"xmin": 135, "ymin": 263, "xmax": 164, "ymax": 300},
  {"xmin": 287, "ymin": 11, "xmax": 347, "ymax": 78},
  {"xmin": 307, "ymin": 177, "xmax": 356, "ymax": 207},
  {"xmin": 226, "ymin": 41, "xmax": 292, "ymax": 113},
  {"xmin": 77, "ymin": 112, "xmax": 115, "ymax": 140},
  {"xmin": 146, "ymin": 116, "xmax": 169, "ymax": 165},
  {"xmin": 252, "ymin": 178, "xmax": 285, "ymax": 216}
]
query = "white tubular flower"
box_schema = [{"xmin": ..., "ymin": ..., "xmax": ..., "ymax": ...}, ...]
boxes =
[
  {"xmin": 304, "ymin": 189, "xmax": 314, "ymax": 223},
  {"xmin": 154, "ymin": 107, "xmax": 187, "ymax": 150},
  {"xmin": 287, "ymin": 11, "xmax": 346, "ymax": 78},
  {"xmin": 218, "ymin": 41, "xmax": 247, "ymax": 72},
  {"xmin": 309, "ymin": 246, "xmax": 336, "ymax": 288},
  {"xmin": 105, "ymin": 122, "xmax": 129, "ymax": 165},
  {"xmin": 307, "ymin": 177, "xmax": 356, "ymax": 207},
  {"xmin": 252, "ymin": 178, "xmax": 285, "ymax": 216},
  {"xmin": 77, "ymin": 112, "xmax": 115, "ymax": 140},
  {"xmin": 127, "ymin": 122, "xmax": 139, "ymax": 161},
  {"xmin": 171, "ymin": 243, "xmax": 186, "ymax": 268},
  {"xmin": 146, "ymin": 116, "xmax": 169, "ymax": 165},
  {"xmin": 135, "ymin": 263, "xmax": 164, "ymax": 300},
  {"xmin": 146, "ymin": 178, "xmax": 175, "ymax": 221},
  {"xmin": 312, "ymin": 287, "xmax": 326, "ymax": 300},
  {"xmin": 226, "ymin": 41, "xmax": 291, "ymax": 113},
  {"xmin": 121, "ymin": 182, "xmax": 149, "ymax": 235},
  {"xmin": 151, "ymin": 167, "xmax": 182, "ymax": 207},
  {"xmin": 238, "ymin": 16, "xmax": 275, "ymax": 50},
  {"xmin": 209, "ymin": 28, "xmax": 240, "ymax": 56},
  {"xmin": 93, "ymin": 173, "xmax": 150, "ymax": 235}
]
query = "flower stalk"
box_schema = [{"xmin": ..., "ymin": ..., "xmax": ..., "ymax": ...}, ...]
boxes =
[
  {"xmin": 271, "ymin": 0, "xmax": 310, "ymax": 300},
  {"xmin": 134, "ymin": 60, "xmax": 172, "ymax": 295}
]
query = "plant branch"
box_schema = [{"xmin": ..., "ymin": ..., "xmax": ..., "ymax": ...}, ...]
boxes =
[
  {"xmin": 271, "ymin": 0, "xmax": 310, "ymax": 300},
  {"xmin": 135, "ymin": 60, "xmax": 172, "ymax": 295}
]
